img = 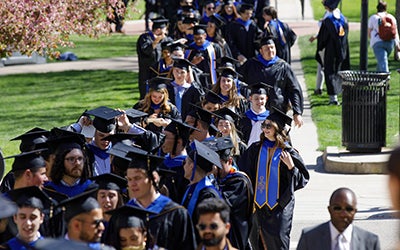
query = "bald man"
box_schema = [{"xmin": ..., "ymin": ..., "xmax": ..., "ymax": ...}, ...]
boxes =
[{"xmin": 297, "ymin": 187, "xmax": 380, "ymax": 250}]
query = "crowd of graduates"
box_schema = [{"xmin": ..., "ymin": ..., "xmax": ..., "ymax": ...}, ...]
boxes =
[{"xmin": 0, "ymin": 0, "xmax": 320, "ymax": 249}]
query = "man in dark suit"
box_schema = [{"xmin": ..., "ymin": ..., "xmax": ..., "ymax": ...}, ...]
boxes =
[{"xmin": 297, "ymin": 187, "xmax": 381, "ymax": 250}]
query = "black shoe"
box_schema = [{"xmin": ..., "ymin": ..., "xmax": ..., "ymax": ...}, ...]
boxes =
[
  {"xmin": 314, "ymin": 89, "xmax": 322, "ymax": 95},
  {"xmin": 328, "ymin": 101, "xmax": 340, "ymax": 106}
]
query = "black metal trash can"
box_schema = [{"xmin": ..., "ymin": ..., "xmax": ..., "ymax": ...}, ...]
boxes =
[{"xmin": 338, "ymin": 70, "xmax": 390, "ymax": 153}]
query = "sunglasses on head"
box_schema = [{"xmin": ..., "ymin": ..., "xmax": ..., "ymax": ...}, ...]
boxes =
[
  {"xmin": 261, "ymin": 123, "xmax": 272, "ymax": 129},
  {"xmin": 196, "ymin": 223, "xmax": 219, "ymax": 231},
  {"xmin": 330, "ymin": 205, "xmax": 356, "ymax": 213}
]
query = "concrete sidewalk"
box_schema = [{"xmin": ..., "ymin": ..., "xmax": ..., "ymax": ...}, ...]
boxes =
[{"xmin": 0, "ymin": 0, "xmax": 398, "ymax": 249}]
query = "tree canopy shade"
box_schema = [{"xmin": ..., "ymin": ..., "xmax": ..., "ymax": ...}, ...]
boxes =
[{"xmin": 0, "ymin": 0, "xmax": 125, "ymax": 58}]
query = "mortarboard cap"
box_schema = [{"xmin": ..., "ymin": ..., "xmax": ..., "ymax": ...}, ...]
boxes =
[
  {"xmin": 181, "ymin": 6, "xmax": 198, "ymax": 14},
  {"xmin": 90, "ymin": 173, "xmax": 127, "ymax": 191},
  {"xmin": 125, "ymin": 146, "xmax": 165, "ymax": 172},
  {"xmin": 102, "ymin": 133, "xmax": 139, "ymax": 146},
  {"xmin": 11, "ymin": 127, "xmax": 50, "ymax": 152},
  {"xmin": 182, "ymin": 15, "xmax": 199, "ymax": 24},
  {"xmin": 151, "ymin": 16, "xmax": 169, "ymax": 29},
  {"xmin": 215, "ymin": 56, "xmax": 239, "ymax": 68},
  {"xmin": 161, "ymin": 41, "xmax": 172, "ymax": 51},
  {"xmin": 266, "ymin": 106, "xmax": 293, "ymax": 130},
  {"xmin": 323, "ymin": 0, "xmax": 340, "ymax": 9},
  {"xmin": 202, "ymin": 136, "xmax": 234, "ymax": 159},
  {"xmin": 7, "ymin": 186, "xmax": 53, "ymax": 211},
  {"xmin": 208, "ymin": 14, "xmax": 226, "ymax": 28},
  {"xmin": 164, "ymin": 118, "xmax": 199, "ymax": 146},
  {"xmin": 249, "ymin": 82, "xmax": 273, "ymax": 96},
  {"xmin": 173, "ymin": 58, "xmax": 195, "ymax": 71},
  {"xmin": 188, "ymin": 140, "xmax": 222, "ymax": 172},
  {"xmin": 170, "ymin": 41, "xmax": 188, "ymax": 51},
  {"xmin": 35, "ymin": 238, "xmax": 92, "ymax": 250},
  {"xmin": 106, "ymin": 205, "xmax": 156, "ymax": 229},
  {"xmin": 213, "ymin": 107, "xmax": 241, "ymax": 123},
  {"xmin": 107, "ymin": 142, "xmax": 137, "ymax": 174},
  {"xmin": 5, "ymin": 149, "xmax": 47, "ymax": 172},
  {"xmin": 57, "ymin": 188, "xmax": 99, "ymax": 222},
  {"xmin": 147, "ymin": 76, "xmax": 172, "ymax": 91},
  {"xmin": 239, "ymin": 3, "xmax": 254, "ymax": 12},
  {"xmin": 125, "ymin": 108, "xmax": 148, "ymax": 120},
  {"xmin": 203, "ymin": 88, "xmax": 225, "ymax": 104},
  {"xmin": 188, "ymin": 104, "xmax": 222, "ymax": 125},
  {"xmin": 0, "ymin": 195, "xmax": 17, "ymax": 219},
  {"xmin": 86, "ymin": 106, "xmax": 123, "ymax": 134},
  {"xmin": 192, "ymin": 24, "xmax": 208, "ymax": 35},
  {"xmin": 216, "ymin": 67, "xmax": 240, "ymax": 79},
  {"xmin": 258, "ymin": 35, "xmax": 275, "ymax": 48},
  {"xmin": 47, "ymin": 128, "xmax": 86, "ymax": 154}
]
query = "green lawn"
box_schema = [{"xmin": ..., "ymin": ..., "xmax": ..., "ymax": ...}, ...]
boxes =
[
  {"xmin": 298, "ymin": 30, "xmax": 400, "ymax": 150},
  {"xmin": 311, "ymin": 0, "xmax": 397, "ymax": 22},
  {"xmin": 56, "ymin": 34, "xmax": 138, "ymax": 60},
  {"xmin": 0, "ymin": 70, "xmax": 140, "ymax": 170}
]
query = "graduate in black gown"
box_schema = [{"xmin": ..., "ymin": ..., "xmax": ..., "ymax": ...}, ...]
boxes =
[
  {"xmin": 225, "ymin": 3, "xmax": 262, "ymax": 65},
  {"xmin": 185, "ymin": 24, "xmax": 224, "ymax": 87},
  {"xmin": 137, "ymin": 17, "xmax": 173, "ymax": 99},
  {"xmin": 239, "ymin": 108, "xmax": 309, "ymax": 250},
  {"xmin": 239, "ymin": 36, "xmax": 304, "ymax": 128},
  {"xmin": 148, "ymin": 41, "xmax": 175, "ymax": 79},
  {"xmin": 159, "ymin": 118, "xmax": 197, "ymax": 203},
  {"xmin": 316, "ymin": 0, "xmax": 350, "ymax": 105},
  {"xmin": 133, "ymin": 77, "xmax": 181, "ymax": 134},
  {"xmin": 0, "ymin": 127, "xmax": 50, "ymax": 194},
  {"xmin": 203, "ymin": 136, "xmax": 254, "ymax": 250},
  {"xmin": 125, "ymin": 146, "xmax": 197, "ymax": 250},
  {"xmin": 181, "ymin": 140, "xmax": 222, "ymax": 222},
  {"xmin": 3, "ymin": 187, "xmax": 52, "ymax": 250},
  {"xmin": 103, "ymin": 205, "xmax": 156, "ymax": 250},
  {"xmin": 45, "ymin": 132, "xmax": 97, "ymax": 198}
]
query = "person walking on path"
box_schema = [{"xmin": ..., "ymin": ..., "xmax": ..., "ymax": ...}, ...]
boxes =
[
  {"xmin": 316, "ymin": 0, "xmax": 350, "ymax": 105},
  {"xmin": 368, "ymin": 1, "xmax": 400, "ymax": 73}
]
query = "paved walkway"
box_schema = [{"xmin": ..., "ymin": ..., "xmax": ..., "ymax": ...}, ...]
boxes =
[{"xmin": 0, "ymin": 0, "xmax": 398, "ymax": 249}]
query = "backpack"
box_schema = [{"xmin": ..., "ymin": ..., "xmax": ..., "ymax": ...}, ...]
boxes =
[{"xmin": 378, "ymin": 14, "xmax": 396, "ymax": 41}]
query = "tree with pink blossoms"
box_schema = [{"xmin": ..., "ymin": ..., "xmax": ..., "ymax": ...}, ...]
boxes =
[{"xmin": 0, "ymin": 0, "xmax": 125, "ymax": 58}]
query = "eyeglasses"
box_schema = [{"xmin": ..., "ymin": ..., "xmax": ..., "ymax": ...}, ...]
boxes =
[
  {"xmin": 261, "ymin": 123, "xmax": 272, "ymax": 129},
  {"xmin": 207, "ymin": 7, "xmax": 215, "ymax": 10},
  {"xmin": 64, "ymin": 156, "xmax": 85, "ymax": 164},
  {"xmin": 330, "ymin": 205, "xmax": 356, "ymax": 213},
  {"xmin": 196, "ymin": 223, "xmax": 219, "ymax": 231},
  {"xmin": 77, "ymin": 219, "xmax": 105, "ymax": 228}
]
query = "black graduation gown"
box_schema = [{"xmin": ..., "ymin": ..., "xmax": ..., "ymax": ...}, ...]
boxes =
[
  {"xmin": 239, "ymin": 57, "xmax": 304, "ymax": 116},
  {"xmin": 149, "ymin": 59, "xmax": 173, "ymax": 79},
  {"xmin": 316, "ymin": 13, "xmax": 350, "ymax": 95},
  {"xmin": 238, "ymin": 115, "xmax": 254, "ymax": 145},
  {"xmin": 226, "ymin": 19, "xmax": 262, "ymax": 59},
  {"xmin": 159, "ymin": 155, "xmax": 189, "ymax": 204},
  {"xmin": 186, "ymin": 42, "xmax": 224, "ymax": 86},
  {"xmin": 136, "ymin": 32, "xmax": 172, "ymax": 98},
  {"xmin": 239, "ymin": 141, "xmax": 309, "ymax": 250},
  {"xmin": 264, "ymin": 21, "xmax": 291, "ymax": 64},
  {"xmin": 218, "ymin": 170, "xmax": 254, "ymax": 250},
  {"xmin": 181, "ymin": 81, "xmax": 204, "ymax": 121},
  {"xmin": 146, "ymin": 198, "xmax": 197, "ymax": 250},
  {"xmin": 0, "ymin": 172, "xmax": 14, "ymax": 194},
  {"xmin": 133, "ymin": 102, "xmax": 181, "ymax": 134},
  {"xmin": 181, "ymin": 176, "xmax": 221, "ymax": 223}
]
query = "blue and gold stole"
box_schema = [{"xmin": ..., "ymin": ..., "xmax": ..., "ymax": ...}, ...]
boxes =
[{"xmin": 254, "ymin": 140, "xmax": 282, "ymax": 210}]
